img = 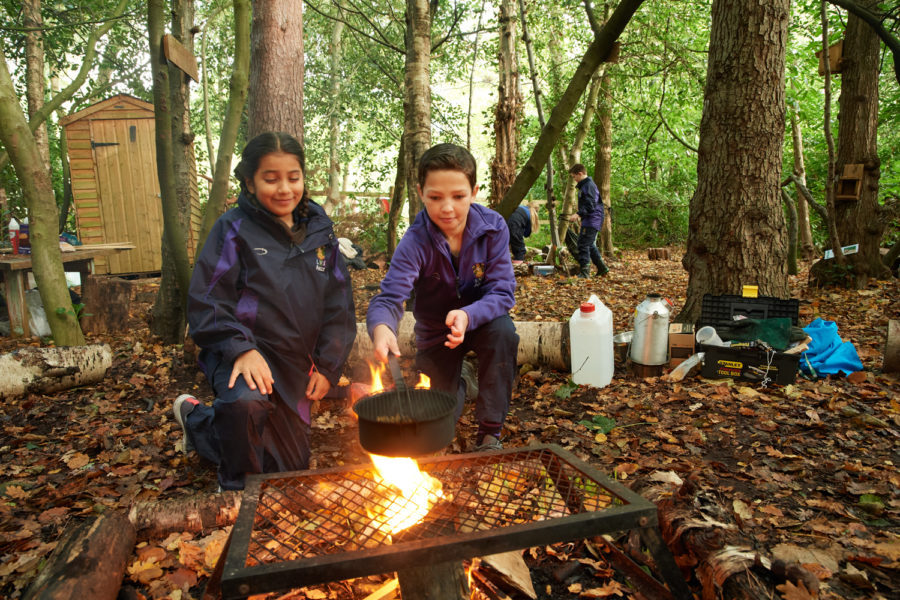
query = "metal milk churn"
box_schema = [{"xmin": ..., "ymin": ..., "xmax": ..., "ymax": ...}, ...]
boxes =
[{"xmin": 629, "ymin": 293, "xmax": 670, "ymax": 366}]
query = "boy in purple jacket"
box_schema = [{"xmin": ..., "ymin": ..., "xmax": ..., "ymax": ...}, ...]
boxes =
[
  {"xmin": 568, "ymin": 163, "xmax": 609, "ymax": 278},
  {"xmin": 367, "ymin": 143, "xmax": 519, "ymax": 451}
]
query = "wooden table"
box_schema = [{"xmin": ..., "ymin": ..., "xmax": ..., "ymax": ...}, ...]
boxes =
[{"xmin": 0, "ymin": 243, "xmax": 134, "ymax": 337}]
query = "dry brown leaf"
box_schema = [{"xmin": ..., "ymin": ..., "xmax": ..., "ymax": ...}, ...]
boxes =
[{"xmin": 776, "ymin": 580, "xmax": 816, "ymax": 600}]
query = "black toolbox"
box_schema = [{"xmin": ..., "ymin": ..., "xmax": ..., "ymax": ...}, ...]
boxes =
[{"xmin": 698, "ymin": 294, "xmax": 801, "ymax": 385}]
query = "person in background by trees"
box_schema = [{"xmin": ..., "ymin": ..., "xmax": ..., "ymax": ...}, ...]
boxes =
[
  {"xmin": 568, "ymin": 163, "xmax": 609, "ymax": 278},
  {"xmin": 173, "ymin": 132, "xmax": 356, "ymax": 491},
  {"xmin": 506, "ymin": 203, "xmax": 535, "ymax": 264},
  {"xmin": 367, "ymin": 143, "xmax": 519, "ymax": 451}
]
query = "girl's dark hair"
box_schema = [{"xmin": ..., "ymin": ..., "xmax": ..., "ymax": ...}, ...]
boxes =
[
  {"xmin": 417, "ymin": 143, "xmax": 477, "ymax": 189},
  {"xmin": 234, "ymin": 132, "xmax": 311, "ymax": 211}
]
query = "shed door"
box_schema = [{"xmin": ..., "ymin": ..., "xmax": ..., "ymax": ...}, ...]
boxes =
[{"xmin": 90, "ymin": 118, "xmax": 163, "ymax": 274}]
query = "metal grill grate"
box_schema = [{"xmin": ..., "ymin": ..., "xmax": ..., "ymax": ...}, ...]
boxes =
[{"xmin": 221, "ymin": 444, "xmax": 659, "ymax": 599}]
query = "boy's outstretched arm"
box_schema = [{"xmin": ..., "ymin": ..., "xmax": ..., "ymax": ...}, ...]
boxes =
[{"xmin": 372, "ymin": 324, "xmax": 401, "ymax": 362}]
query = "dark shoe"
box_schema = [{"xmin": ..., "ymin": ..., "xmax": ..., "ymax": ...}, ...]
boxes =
[
  {"xmin": 460, "ymin": 359, "xmax": 478, "ymax": 401},
  {"xmin": 577, "ymin": 264, "xmax": 590, "ymax": 279},
  {"xmin": 596, "ymin": 266, "xmax": 610, "ymax": 277},
  {"xmin": 474, "ymin": 434, "xmax": 503, "ymax": 451},
  {"xmin": 173, "ymin": 394, "xmax": 199, "ymax": 453}
]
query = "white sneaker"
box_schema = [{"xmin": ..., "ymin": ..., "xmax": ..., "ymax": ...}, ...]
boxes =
[
  {"xmin": 475, "ymin": 434, "xmax": 502, "ymax": 451},
  {"xmin": 173, "ymin": 394, "xmax": 199, "ymax": 453}
]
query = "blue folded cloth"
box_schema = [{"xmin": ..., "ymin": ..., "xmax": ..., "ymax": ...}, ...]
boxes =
[{"xmin": 800, "ymin": 318, "xmax": 863, "ymax": 377}]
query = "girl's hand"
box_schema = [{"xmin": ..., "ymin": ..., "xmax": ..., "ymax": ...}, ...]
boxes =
[
  {"xmin": 373, "ymin": 324, "xmax": 401, "ymax": 362},
  {"xmin": 230, "ymin": 349, "xmax": 274, "ymax": 394},
  {"xmin": 306, "ymin": 371, "xmax": 331, "ymax": 403},
  {"xmin": 444, "ymin": 310, "xmax": 469, "ymax": 349}
]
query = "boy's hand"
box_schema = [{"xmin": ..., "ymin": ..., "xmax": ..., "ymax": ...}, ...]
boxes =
[
  {"xmin": 444, "ymin": 310, "xmax": 469, "ymax": 349},
  {"xmin": 230, "ymin": 349, "xmax": 274, "ymax": 394},
  {"xmin": 306, "ymin": 371, "xmax": 331, "ymax": 403},
  {"xmin": 372, "ymin": 324, "xmax": 401, "ymax": 362}
]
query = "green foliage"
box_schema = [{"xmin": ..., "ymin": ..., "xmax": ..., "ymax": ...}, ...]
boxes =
[
  {"xmin": 578, "ymin": 414, "xmax": 618, "ymax": 434},
  {"xmin": 554, "ymin": 379, "xmax": 578, "ymax": 399}
]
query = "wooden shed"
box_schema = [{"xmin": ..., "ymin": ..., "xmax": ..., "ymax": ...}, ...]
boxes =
[{"xmin": 60, "ymin": 94, "xmax": 202, "ymax": 275}]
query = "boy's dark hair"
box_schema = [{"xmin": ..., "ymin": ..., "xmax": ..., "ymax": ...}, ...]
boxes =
[
  {"xmin": 417, "ymin": 143, "xmax": 477, "ymax": 189},
  {"xmin": 568, "ymin": 163, "xmax": 587, "ymax": 175},
  {"xmin": 234, "ymin": 132, "xmax": 310, "ymax": 205}
]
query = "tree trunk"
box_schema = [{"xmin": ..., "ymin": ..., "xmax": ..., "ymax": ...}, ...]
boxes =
[
  {"xmin": 490, "ymin": 0, "xmax": 521, "ymax": 209},
  {"xmin": 151, "ymin": 0, "xmax": 196, "ymax": 343},
  {"xmin": 22, "ymin": 512, "xmax": 135, "ymax": 600},
  {"xmin": 349, "ymin": 315, "xmax": 570, "ymax": 370},
  {"xmin": 834, "ymin": 0, "xmax": 888, "ymax": 285},
  {"xmin": 679, "ymin": 0, "xmax": 790, "ymax": 323},
  {"xmin": 596, "ymin": 69, "xmax": 614, "ymax": 255},
  {"xmin": 148, "ymin": 0, "xmax": 193, "ymax": 338},
  {"xmin": 402, "ymin": 0, "xmax": 433, "ymax": 223},
  {"xmin": 24, "ymin": 0, "xmax": 50, "ymax": 171},
  {"xmin": 782, "ymin": 189, "xmax": 798, "ymax": 275},
  {"xmin": 248, "ymin": 0, "xmax": 304, "ymax": 141},
  {"xmin": 0, "ymin": 49, "xmax": 84, "ymax": 346},
  {"xmin": 516, "ymin": 0, "xmax": 561, "ymax": 258},
  {"xmin": 0, "ymin": 344, "xmax": 112, "ymax": 399},
  {"xmin": 201, "ymin": 4, "xmax": 227, "ymax": 177},
  {"xmin": 198, "ymin": 0, "xmax": 251, "ymax": 251},
  {"xmin": 53, "ymin": 78, "xmax": 73, "ymax": 234},
  {"xmin": 788, "ymin": 103, "xmax": 815, "ymax": 260},
  {"xmin": 499, "ymin": 0, "xmax": 643, "ymax": 219},
  {"xmin": 388, "ymin": 136, "xmax": 407, "ymax": 255},
  {"xmin": 325, "ymin": 20, "xmax": 345, "ymax": 216}
]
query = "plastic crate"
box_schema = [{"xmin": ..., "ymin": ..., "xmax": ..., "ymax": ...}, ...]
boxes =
[
  {"xmin": 700, "ymin": 344, "xmax": 799, "ymax": 385},
  {"xmin": 698, "ymin": 294, "xmax": 799, "ymax": 328}
]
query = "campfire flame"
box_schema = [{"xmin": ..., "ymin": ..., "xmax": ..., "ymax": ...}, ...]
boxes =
[
  {"xmin": 369, "ymin": 454, "xmax": 444, "ymax": 534},
  {"xmin": 414, "ymin": 373, "xmax": 431, "ymax": 389},
  {"xmin": 368, "ymin": 362, "xmax": 385, "ymax": 394}
]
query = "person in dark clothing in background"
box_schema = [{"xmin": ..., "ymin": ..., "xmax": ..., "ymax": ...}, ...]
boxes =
[
  {"xmin": 567, "ymin": 163, "xmax": 609, "ymax": 278},
  {"xmin": 506, "ymin": 204, "xmax": 533, "ymax": 264},
  {"xmin": 173, "ymin": 132, "xmax": 356, "ymax": 491}
]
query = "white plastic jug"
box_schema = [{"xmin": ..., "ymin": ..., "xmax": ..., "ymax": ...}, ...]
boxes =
[{"xmin": 569, "ymin": 294, "xmax": 614, "ymax": 388}]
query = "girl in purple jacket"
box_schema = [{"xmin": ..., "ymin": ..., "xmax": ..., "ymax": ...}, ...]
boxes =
[{"xmin": 367, "ymin": 143, "xmax": 519, "ymax": 451}]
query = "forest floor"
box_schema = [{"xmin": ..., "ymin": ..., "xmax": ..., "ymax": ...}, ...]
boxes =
[{"xmin": 0, "ymin": 249, "xmax": 898, "ymax": 600}]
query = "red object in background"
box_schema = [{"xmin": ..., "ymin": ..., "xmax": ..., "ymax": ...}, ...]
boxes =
[
  {"xmin": 8, "ymin": 219, "xmax": 18, "ymax": 254},
  {"xmin": 379, "ymin": 197, "xmax": 390, "ymax": 214}
]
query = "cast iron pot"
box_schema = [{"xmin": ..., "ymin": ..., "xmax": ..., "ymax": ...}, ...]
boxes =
[{"xmin": 353, "ymin": 356, "xmax": 457, "ymax": 457}]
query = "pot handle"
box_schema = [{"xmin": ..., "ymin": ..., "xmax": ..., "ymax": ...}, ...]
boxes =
[{"xmin": 387, "ymin": 354, "xmax": 408, "ymax": 391}]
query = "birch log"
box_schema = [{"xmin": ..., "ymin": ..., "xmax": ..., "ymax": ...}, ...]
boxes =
[
  {"xmin": 349, "ymin": 313, "xmax": 569, "ymax": 370},
  {"xmin": 0, "ymin": 344, "xmax": 112, "ymax": 398}
]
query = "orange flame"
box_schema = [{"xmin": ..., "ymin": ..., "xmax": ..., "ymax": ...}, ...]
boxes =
[
  {"xmin": 368, "ymin": 362, "xmax": 385, "ymax": 394},
  {"xmin": 369, "ymin": 454, "xmax": 444, "ymax": 534},
  {"xmin": 415, "ymin": 373, "xmax": 431, "ymax": 389}
]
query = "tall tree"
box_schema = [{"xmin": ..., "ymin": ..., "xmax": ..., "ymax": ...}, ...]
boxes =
[
  {"xmin": 833, "ymin": 0, "xmax": 890, "ymax": 284},
  {"xmin": 325, "ymin": 19, "xmax": 345, "ymax": 216},
  {"xmin": 23, "ymin": 0, "xmax": 50, "ymax": 170},
  {"xmin": 0, "ymin": 50, "xmax": 82, "ymax": 344},
  {"xmin": 680, "ymin": 0, "xmax": 790, "ymax": 322},
  {"xmin": 248, "ymin": 0, "xmax": 304, "ymax": 140},
  {"xmin": 788, "ymin": 101, "xmax": 816, "ymax": 260},
  {"xmin": 198, "ymin": 0, "xmax": 251, "ymax": 248},
  {"xmin": 402, "ymin": 0, "xmax": 433, "ymax": 222},
  {"xmin": 595, "ymin": 68, "xmax": 614, "ymax": 255},
  {"xmin": 148, "ymin": 0, "xmax": 194, "ymax": 342},
  {"xmin": 490, "ymin": 0, "xmax": 521, "ymax": 208},
  {"xmin": 498, "ymin": 0, "xmax": 643, "ymax": 218}
]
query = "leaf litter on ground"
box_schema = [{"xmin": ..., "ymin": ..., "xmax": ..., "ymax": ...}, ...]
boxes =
[{"xmin": 0, "ymin": 249, "xmax": 897, "ymax": 599}]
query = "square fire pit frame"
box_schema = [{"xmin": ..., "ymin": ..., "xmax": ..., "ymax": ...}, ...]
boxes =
[{"xmin": 219, "ymin": 444, "xmax": 690, "ymax": 599}]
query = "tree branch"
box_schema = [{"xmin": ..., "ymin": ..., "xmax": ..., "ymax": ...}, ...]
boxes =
[
  {"xmin": 827, "ymin": 0, "xmax": 900, "ymax": 85},
  {"xmin": 305, "ymin": 0, "xmax": 404, "ymax": 54}
]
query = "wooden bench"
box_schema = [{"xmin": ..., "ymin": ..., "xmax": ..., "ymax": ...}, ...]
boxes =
[{"xmin": 0, "ymin": 243, "xmax": 134, "ymax": 337}]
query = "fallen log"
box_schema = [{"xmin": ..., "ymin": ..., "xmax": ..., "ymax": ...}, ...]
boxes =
[
  {"xmin": 349, "ymin": 313, "xmax": 569, "ymax": 370},
  {"xmin": 640, "ymin": 473, "xmax": 818, "ymax": 600},
  {"xmin": 128, "ymin": 491, "xmax": 241, "ymax": 541},
  {"xmin": 0, "ymin": 344, "xmax": 112, "ymax": 399},
  {"xmin": 23, "ymin": 511, "xmax": 135, "ymax": 600}
]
